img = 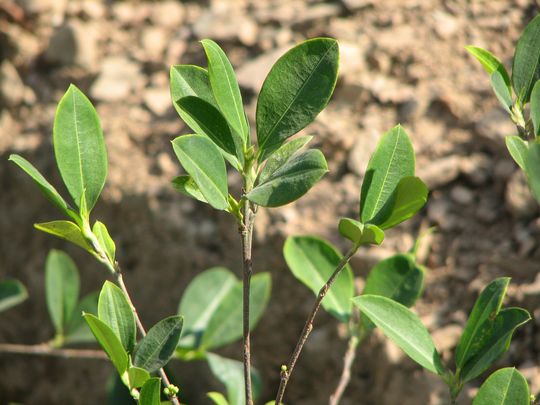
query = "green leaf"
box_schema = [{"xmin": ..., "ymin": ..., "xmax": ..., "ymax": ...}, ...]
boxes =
[
  {"xmin": 84, "ymin": 313, "xmax": 128, "ymax": 375},
  {"xmin": 526, "ymin": 142, "xmax": 540, "ymax": 203},
  {"xmin": 284, "ymin": 236, "xmax": 353, "ymax": 322},
  {"xmin": 175, "ymin": 96, "xmax": 243, "ymax": 168},
  {"xmin": 35, "ymin": 220, "xmax": 94, "ymax": 255},
  {"xmin": 505, "ymin": 136, "xmax": 528, "ymax": 171},
  {"xmin": 98, "ymin": 281, "xmax": 136, "ymax": 354},
  {"xmin": 374, "ymin": 176, "xmax": 428, "ymax": 230},
  {"xmin": 128, "ymin": 366, "xmax": 151, "ymax": 389},
  {"xmin": 512, "ymin": 14, "xmax": 540, "ymax": 103},
  {"xmin": 473, "ymin": 368, "xmax": 530, "ymax": 405},
  {"xmin": 359, "ymin": 223, "xmax": 385, "ymax": 245},
  {"xmin": 172, "ymin": 175, "xmax": 208, "ymax": 204},
  {"xmin": 93, "ymin": 221, "xmax": 116, "ymax": 263},
  {"xmin": 455, "ymin": 277, "xmax": 510, "ymax": 369},
  {"xmin": 64, "ymin": 291, "xmax": 99, "ymax": 344},
  {"xmin": 201, "ymin": 273, "xmax": 271, "ymax": 350},
  {"xmin": 45, "ymin": 250, "xmax": 80, "ymax": 335},
  {"xmin": 172, "ymin": 135, "xmax": 229, "ymax": 210},
  {"xmin": 337, "ymin": 219, "xmax": 385, "ymax": 246},
  {"xmin": 353, "ymin": 295, "xmax": 445, "ymax": 375},
  {"xmin": 361, "ymin": 253, "xmax": 424, "ymax": 331},
  {"xmin": 8, "ymin": 154, "xmax": 72, "ymax": 217},
  {"xmin": 133, "ymin": 315, "xmax": 183, "ymax": 373},
  {"xmin": 465, "ymin": 46, "xmax": 511, "ymax": 90},
  {"xmin": 491, "ymin": 71, "xmax": 513, "ymax": 113},
  {"xmin": 53, "ymin": 84, "xmax": 107, "ymax": 211},
  {"xmin": 531, "ymin": 80, "xmax": 540, "ymax": 136},
  {"xmin": 360, "ymin": 125, "xmax": 415, "ymax": 224},
  {"xmin": 201, "ymin": 39, "xmax": 249, "ymax": 145},
  {"xmin": 178, "ymin": 267, "xmax": 237, "ymax": 349},
  {"xmin": 139, "ymin": 377, "xmax": 161, "ymax": 405},
  {"xmin": 208, "ymin": 392, "xmax": 229, "ymax": 405},
  {"xmin": 207, "ymin": 353, "xmax": 262, "ymax": 405},
  {"xmin": 257, "ymin": 135, "xmax": 312, "ymax": 184},
  {"xmin": 0, "ymin": 279, "xmax": 28, "ymax": 312},
  {"xmin": 246, "ymin": 149, "xmax": 328, "ymax": 207},
  {"xmin": 170, "ymin": 65, "xmax": 217, "ymax": 116},
  {"xmin": 256, "ymin": 38, "xmax": 339, "ymax": 160},
  {"xmin": 460, "ymin": 308, "xmax": 530, "ymax": 383}
]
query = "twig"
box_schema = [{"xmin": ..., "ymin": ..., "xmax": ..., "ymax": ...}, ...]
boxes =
[
  {"xmin": 0, "ymin": 343, "xmax": 108, "ymax": 360},
  {"xmin": 329, "ymin": 335, "xmax": 359, "ymax": 405},
  {"xmin": 239, "ymin": 202, "xmax": 255, "ymax": 405},
  {"xmin": 275, "ymin": 245, "xmax": 359, "ymax": 404}
]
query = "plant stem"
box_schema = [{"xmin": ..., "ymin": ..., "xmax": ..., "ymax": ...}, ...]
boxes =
[
  {"xmin": 275, "ymin": 245, "xmax": 359, "ymax": 405},
  {"xmin": 0, "ymin": 342, "xmax": 108, "ymax": 359},
  {"xmin": 329, "ymin": 334, "xmax": 359, "ymax": 405},
  {"xmin": 239, "ymin": 201, "xmax": 256, "ymax": 405}
]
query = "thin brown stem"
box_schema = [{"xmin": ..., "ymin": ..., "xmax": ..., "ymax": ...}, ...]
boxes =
[
  {"xmin": 329, "ymin": 335, "xmax": 359, "ymax": 405},
  {"xmin": 240, "ymin": 202, "xmax": 255, "ymax": 405},
  {"xmin": 275, "ymin": 245, "xmax": 359, "ymax": 404},
  {"xmin": 0, "ymin": 342, "xmax": 108, "ymax": 360}
]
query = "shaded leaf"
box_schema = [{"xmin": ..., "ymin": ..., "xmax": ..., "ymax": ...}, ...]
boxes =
[
  {"xmin": 491, "ymin": 71, "xmax": 513, "ymax": 113},
  {"xmin": 128, "ymin": 366, "xmax": 150, "ymax": 389},
  {"xmin": 473, "ymin": 367, "xmax": 530, "ymax": 405},
  {"xmin": 246, "ymin": 149, "xmax": 328, "ymax": 207},
  {"xmin": 93, "ymin": 221, "xmax": 116, "ymax": 263},
  {"xmin": 353, "ymin": 295, "xmax": 445, "ymax": 375},
  {"xmin": 531, "ymin": 80, "xmax": 540, "ymax": 136},
  {"xmin": 64, "ymin": 291, "xmax": 99, "ymax": 344},
  {"xmin": 284, "ymin": 236, "xmax": 353, "ymax": 322},
  {"xmin": 172, "ymin": 135, "xmax": 229, "ymax": 210},
  {"xmin": 208, "ymin": 392, "xmax": 229, "ymax": 405},
  {"xmin": 53, "ymin": 84, "xmax": 107, "ymax": 211},
  {"xmin": 170, "ymin": 65, "xmax": 217, "ymax": 116},
  {"xmin": 512, "ymin": 14, "xmax": 540, "ymax": 102},
  {"xmin": 172, "ymin": 175, "xmax": 208, "ymax": 204},
  {"xmin": 256, "ymin": 38, "xmax": 339, "ymax": 160},
  {"xmin": 0, "ymin": 279, "xmax": 27, "ymax": 312},
  {"xmin": 525, "ymin": 142, "xmax": 540, "ymax": 203},
  {"xmin": 505, "ymin": 136, "xmax": 528, "ymax": 171},
  {"xmin": 139, "ymin": 377, "xmax": 161, "ymax": 405},
  {"xmin": 133, "ymin": 315, "xmax": 183, "ymax": 373},
  {"xmin": 98, "ymin": 281, "xmax": 136, "ymax": 353},
  {"xmin": 34, "ymin": 221, "xmax": 94, "ymax": 253}
]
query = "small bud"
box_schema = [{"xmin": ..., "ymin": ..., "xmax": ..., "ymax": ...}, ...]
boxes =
[{"xmin": 280, "ymin": 364, "xmax": 287, "ymax": 372}]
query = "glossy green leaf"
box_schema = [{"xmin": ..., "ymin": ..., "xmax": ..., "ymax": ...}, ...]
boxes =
[
  {"xmin": 175, "ymin": 96, "xmax": 243, "ymax": 168},
  {"xmin": 139, "ymin": 377, "xmax": 161, "ymax": 405},
  {"xmin": 201, "ymin": 273, "xmax": 271, "ymax": 349},
  {"xmin": 93, "ymin": 221, "xmax": 116, "ymax": 263},
  {"xmin": 284, "ymin": 236, "xmax": 353, "ymax": 322},
  {"xmin": 170, "ymin": 65, "xmax": 217, "ymax": 116},
  {"xmin": 172, "ymin": 175, "xmax": 208, "ymax": 204},
  {"xmin": 128, "ymin": 366, "xmax": 151, "ymax": 389},
  {"xmin": 53, "ymin": 84, "xmax": 107, "ymax": 211},
  {"xmin": 208, "ymin": 392, "xmax": 229, "ymax": 405},
  {"xmin": 491, "ymin": 71, "xmax": 513, "ymax": 113},
  {"xmin": 473, "ymin": 368, "xmax": 530, "ymax": 405},
  {"xmin": 64, "ymin": 291, "xmax": 98, "ymax": 344},
  {"xmin": 35, "ymin": 221, "xmax": 94, "ymax": 254},
  {"xmin": 512, "ymin": 15, "xmax": 540, "ymax": 102},
  {"xmin": 362, "ymin": 253, "xmax": 424, "ymax": 331},
  {"xmin": 465, "ymin": 46, "xmax": 511, "ymax": 91},
  {"xmin": 338, "ymin": 218, "xmax": 364, "ymax": 244},
  {"xmin": 256, "ymin": 38, "xmax": 339, "ymax": 160},
  {"xmin": 525, "ymin": 142, "xmax": 540, "ymax": 203},
  {"xmin": 8, "ymin": 154, "xmax": 72, "ymax": 217},
  {"xmin": 505, "ymin": 136, "xmax": 528, "ymax": 171},
  {"xmin": 84, "ymin": 313, "xmax": 128, "ymax": 375},
  {"xmin": 0, "ymin": 279, "xmax": 28, "ymax": 312},
  {"xmin": 201, "ymin": 39, "xmax": 249, "ymax": 144},
  {"xmin": 531, "ymin": 80, "xmax": 540, "ymax": 136},
  {"xmin": 353, "ymin": 295, "xmax": 445, "ymax": 375},
  {"xmin": 98, "ymin": 281, "xmax": 136, "ymax": 353},
  {"xmin": 460, "ymin": 308, "xmax": 531, "ymax": 383},
  {"xmin": 257, "ymin": 135, "xmax": 312, "ymax": 184},
  {"xmin": 374, "ymin": 176, "xmax": 428, "ymax": 230},
  {"xmin": 172, "ymin": 135, "xmax": 229, "ymax": 210},
  {"xmin": 45, "ymin": 250, "xmax": 80, "ymax": 335},
  {"xmin": 207, "ymin": 353, "xmax": 261, "ymax": 405},
  {"xmin": 178, "ymin": 267, "xmax": 236, "ymax": 349},
  {"xmin": 133, "ymin": 315, "xmax": 183, "ymax": 373},
  {"xmin": 360, "ymin": 125, "xmax": 415, "ymax": 224},
  {"xmin": 246, "ymin": 149, "xmax": 328, "ymax": 207},
  {"xmin": 359, "ymin": 223, "xmax": 385, "ymax": 245},
  {"xmin": 455, "ymin": 277, "xmax": 509, "ymax": 369}
]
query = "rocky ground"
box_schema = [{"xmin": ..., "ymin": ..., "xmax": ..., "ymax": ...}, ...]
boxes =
[{"xmin": 1, "ymin": 0, "xmax": 540, "ymax": 404}]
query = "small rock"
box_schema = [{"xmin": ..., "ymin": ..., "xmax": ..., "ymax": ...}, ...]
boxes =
[
  {"xmin": 460, "ymin": 153, "xmax": 492, "ymax": 186},
  {"xmin": 505, "ymin": 170, "xmax": 537, "ymax": 218},
  {"xmin": 236, "ymin": 47, "xmax": 289, "ymax": 92},
  {"xmin": 0, "ymin": 61, "xmax": 25, "ymax": 107},
  {"xmin": 340, "ymin": 0, "xmax": 373, "ymax": 12},
  {"xmin": 90, "ymin": 57, "xmax": 142, "ymax": 101},
  {"xmin": 44, "ymin": 20, "xmax": 100, "ymax": 70},
  {"xmin": 140, "ymin": 27, "xmax": 168, "ymax": 61},
  {"xmin": 450, "ymin": 185, "xmax": 474, "ymax": 205},
  {"xmin": 112, "ymin": 2, "xmax": 149, "ymax": 26},
  {"xmin": 348, "ymin": 130, "xmax": 379, "ymax": 176},
  {"xmin": 417, "ymin": 155, "xmax": 461, "ymax": 189},
  {"xmin": 433, "ymin": 11, "xmax": 459, "ymax": 38},
  {"xmin": 149, "ymin": 1, "xmax": 184, "ymax": 28},
  {"xmin": 475, "ymin": 108, "xmax": 516, "ymax": 143},
  {"xmin": 143, "ymin": 87, "xmax": 171, "ymax": 116},
  {"xmin": 431, "ymin": 324, "xmax": 461, "ymax": 352},
  {"xmin": 192, "ymin": 10, "xmax": 258, "ymax": 45}
]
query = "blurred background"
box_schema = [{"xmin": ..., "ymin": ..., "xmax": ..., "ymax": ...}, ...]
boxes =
[{"xmin": 1, "ymin": 0, "xmax": 540, "ymax": 404}]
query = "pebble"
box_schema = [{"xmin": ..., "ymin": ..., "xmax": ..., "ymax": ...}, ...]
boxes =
[
  {"xmin": 505, "ymin": 170, "xmax": 537, "ymax": 218},
  {"xmin": 143, "ymin": 87, "xmax": 171, "ymax": 116},
  {"xmin": 0, "ymin": 61, "xmax": 25, "ymax": 107},
  {"xmin": 90, "ymin": 57, "xmax": 142, "ymax": 102},
  {"xmin": 450, "ymin": 185, "xmax": 474, "ymax": 205},
  {"xmin": 417, "ymin": 155, "xmax": 461, "ymax": 189},
  {"xmin": 236, "ymin": 47, "xmax": 289, "ymax": 92}
]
